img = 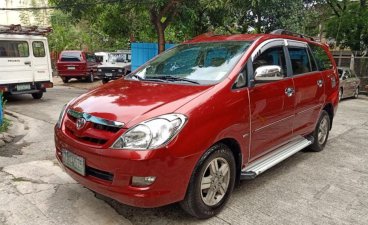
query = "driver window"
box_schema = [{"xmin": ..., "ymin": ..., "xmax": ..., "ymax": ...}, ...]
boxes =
[{"xmin": 253, "ymin": 46, "xmax": 287, "ymax": 77}]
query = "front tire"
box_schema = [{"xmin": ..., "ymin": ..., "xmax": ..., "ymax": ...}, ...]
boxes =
[
  {"xmin": 309, "ymin": 110, "xmax": 330, "ymax": 152},
  {"xmin": 353, "ymin": 87, "xmax": 359, "ymax": 99},
  {"xmin": 32, "ymin": 92, "xmax": 43, "ymax": 100},
  {"xmin": 102, "ymin": 78, "xmax": 109, "ymax": 84},
  {"xmin": 61, "ymin": 77, "xmax": 69, "ymax": 83},
  {"xmin": 180, "ymin": 144, "xmax": 236, "ymax": 219}
]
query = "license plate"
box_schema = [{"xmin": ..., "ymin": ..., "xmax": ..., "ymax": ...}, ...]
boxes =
[
  {"xmin": 16, "ymin": 84, "xmax": 31, "ymax": 91},
  {"xmin": 105, "ymin": 73, "xmax": 112, "ymax": 77},
  {"xmin": 62, "ymin": 150, "xmax": 85, "ymax": 176},
  {"xmin": 67, "ymin": 66, "xmax": 75, "ymax": 70}
]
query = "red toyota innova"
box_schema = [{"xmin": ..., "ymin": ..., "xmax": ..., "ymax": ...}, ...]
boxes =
[{"xmin": 55, "ymin": 30, "xmax": 339, "ymax": 219}]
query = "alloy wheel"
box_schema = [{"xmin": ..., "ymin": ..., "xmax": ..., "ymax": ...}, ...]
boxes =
[
  {"xmin": 318, "ymin": 116, "xmax": 329, "ymax": 145},
  {"xmin": 200, "ymin": 157, "xmax": 230, "ymax": 206}
]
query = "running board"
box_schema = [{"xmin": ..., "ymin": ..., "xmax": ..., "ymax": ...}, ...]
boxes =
[{"xmin": 240, "ymin": 136, "xmax": 313, "ymax": 180}]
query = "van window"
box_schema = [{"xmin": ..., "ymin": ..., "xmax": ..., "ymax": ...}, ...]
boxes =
[
  {"xmin": 60, "ymin": 52, "xmax": 82, "ymax": 62},
  {"xmin": 253, "ymin": 46, "xmax": 287, "ymax": 77},
  {"xmin": 310, "ymin": 44, "xmax": 333, "ymax": 71},
  {"xmin": 32, "ymin": 41, "xmax": 46, "ymax": 57},
  {"xmin": 0, "ymin": 41, "xmax": 29, "ymax": 58},
  {"xmin": 288, "ymin": 47, "xmax": 312, "ymax": 75}
]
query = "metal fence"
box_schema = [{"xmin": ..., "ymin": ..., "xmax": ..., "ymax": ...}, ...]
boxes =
[{"xmin": 332, "ymin": 51, "xmax": 368, "ymax": 93}]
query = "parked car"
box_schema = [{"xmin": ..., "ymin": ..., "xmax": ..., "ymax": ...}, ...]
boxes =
[
  {"xmin": 56, "ymin": 50, "xmax": 99, "ymax": 83},
  {"xmin": 0, "ymin": 25, "xmax": 53, "ymax": 99},
  {"xmin": 55, "ymin": 30, "xmax": 339, "ymax": 219},
  {"xmin": 96, "ymin": 51, "xmax": 131, "ymax": 84},
  {"xmin": 338, "ymin": 67, "xmax": 361, "ymax": 101}
]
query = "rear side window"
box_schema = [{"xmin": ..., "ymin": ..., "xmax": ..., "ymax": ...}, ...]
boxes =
[
  {"xmin": 60, "ymin": 52, "xmax": 82, "ymax": 62},
  {"xmin": 32, "ymin": 41, "xmax": 45, "ymax": 57},
  {"xmin": 288, "ymin": 47, "xmax": 311, "ymax": 75},
  {"xmin": 310, "ymin": 44, "xmax": 333, "ymax": 71},
  {"xmin": 0, "ymin": 40, "xmax": 29, "ymax": 57}
]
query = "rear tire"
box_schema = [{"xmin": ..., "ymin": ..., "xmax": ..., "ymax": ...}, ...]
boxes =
[
  {"xmin": 87, "ymin": 72, "xmax": 94, "ymax": 83},
  {"xmin": 32, "ymin": 92, "xmax": 43, "ymax": 100},
  {"xmin": 61, "ymin": 77, "xmax": 69, "ymax": 83},
  {"xmin": 308, "ymin": 110, "xmax": 330, "ymax": 152},
  {"xmin": 180, "ymin": 144, "xmax": 236, "ymax": 219}
]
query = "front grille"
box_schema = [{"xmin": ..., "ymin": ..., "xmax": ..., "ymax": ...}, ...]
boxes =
[
  {"xmin": 65, "ymin": 127, "xmax": 108, "ymax": 146},
  {"xmin": 65, "ymin": 110, "xmax": 123, "ymax": 146},
  {"xmin": 86, "ymin": 166, "xmax": 114, "ymax": 182}
]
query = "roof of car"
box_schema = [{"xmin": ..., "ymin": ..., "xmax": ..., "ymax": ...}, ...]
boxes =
[{"xmin": 184, "ymin": 33, "xmax": 322, "ymax": 46}]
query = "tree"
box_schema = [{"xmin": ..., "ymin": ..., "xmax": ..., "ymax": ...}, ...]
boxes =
[{"xmin": 323, "ymin": 0, "xmax": 368, "ymax": 51}]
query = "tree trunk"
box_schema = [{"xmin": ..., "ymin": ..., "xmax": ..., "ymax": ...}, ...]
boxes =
[{"xmin": 156, "ymin": 22, "xmax": 166, "ymax": 54}]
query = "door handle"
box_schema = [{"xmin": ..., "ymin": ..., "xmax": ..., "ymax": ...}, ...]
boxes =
[
  {"xmin": 317, "ymin": 79, "xmax": 324, "ymax": 87},
  {"xmin": 24, "ymin": 61, "xmax": 31, "ymax": 66},
  {"xmin": 285, "ymin": 87, "xmax": 295, "ymax": 97}
]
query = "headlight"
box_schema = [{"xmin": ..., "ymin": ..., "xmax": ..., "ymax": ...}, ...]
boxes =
[
  {"xmin": 112, "ymin": 114, "xmax": 187, "ymax": 150},
  {"xmin": 56, "ymin": 98, "xmax": 75, "ymax": 129},
  {"xmin": 118, "ymin": 69, "xmax": 123, "ymax": 73},
  {"xmin": 56, "ymin": 104, "xmax": 67, "ymax": 129},
  {"xmin": 98, "ymin": 69, "xmax": 102, "ymax": 72}
]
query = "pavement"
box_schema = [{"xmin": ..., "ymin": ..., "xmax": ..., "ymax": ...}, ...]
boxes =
[{"xmin": 1, "ymin": 82, "xmax": 368, "ymax": 225}]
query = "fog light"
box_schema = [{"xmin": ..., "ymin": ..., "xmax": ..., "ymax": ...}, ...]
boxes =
[{"xmin": 131, "ymin": 176, "xmax": 156, "ymax": 187}]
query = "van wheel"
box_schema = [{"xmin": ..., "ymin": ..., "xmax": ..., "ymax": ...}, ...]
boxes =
[
  {"xmin": 102, "ymin": 79, "xmax": 109, "ymax": 84},
  {"xmin": 88, "ymin": 72, "xmax": 94, "ymax": 83},
  {"xmin": 309, "ymin": 110, "xmax": 330, "ymax": 152},
  {"xmin": 32, "ymin": 92, "xmax": 43, "ymax": 100},
  {"xmin": 180, "ymin": 144, "xmax": 236, "ymax": 219},
  {"xmin": 61, "ymin": 77, "xmax": 69, "ymax": 83}
]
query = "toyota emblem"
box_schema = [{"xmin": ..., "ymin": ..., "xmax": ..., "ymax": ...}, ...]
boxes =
[{"xmin": 76, "ymin": 118, "xmax": 86, "ymax": 130}]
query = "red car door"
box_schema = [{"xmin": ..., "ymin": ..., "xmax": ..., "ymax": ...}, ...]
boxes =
[
  {"xmin": 288, "ymin": 41, "xmax": 325, "ymax": 136},
  {"xmin": 249, "ymin": 43, "xmax": 295, "ymax": 161}
]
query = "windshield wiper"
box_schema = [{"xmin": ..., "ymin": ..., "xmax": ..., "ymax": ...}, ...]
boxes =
[
  {"xmin": 128, "ymin": 74, "xmax": 166, "ymax": 83},
  {"xmin": 151, "ymin": 75, "xmax": 200, "ymax": 84}
]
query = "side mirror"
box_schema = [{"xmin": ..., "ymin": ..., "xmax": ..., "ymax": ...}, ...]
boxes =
[{"xmin": 254, "ymin": 65, "xmax": 283, "ymax": 83}]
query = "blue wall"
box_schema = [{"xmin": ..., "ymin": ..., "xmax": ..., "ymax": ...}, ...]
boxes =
[{"xmin": 131, "ymin": 43, "xmax": 176, "ymax": 71}]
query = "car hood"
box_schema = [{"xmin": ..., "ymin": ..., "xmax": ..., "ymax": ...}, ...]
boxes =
[{"xmin": 69, "ymin": 79, "xmax": 213, "ymax": 126}]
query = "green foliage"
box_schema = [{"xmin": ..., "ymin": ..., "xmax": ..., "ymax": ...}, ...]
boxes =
[
  {"xmin": 0, "ymin": 118, "xmax": 10, "ymax": 133},
  {"xmin": 324, "ymin": 1, "xmax": 368, "ymax": 51}
]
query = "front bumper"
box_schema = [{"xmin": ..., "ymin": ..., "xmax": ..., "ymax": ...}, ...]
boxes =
[
  {"xmin": 96, "ymin": 71, "xmax": 124, "ymax": 80},
  {"xmin": 54, "ymin": 127, "xmax": 199, "ymax": 208}
]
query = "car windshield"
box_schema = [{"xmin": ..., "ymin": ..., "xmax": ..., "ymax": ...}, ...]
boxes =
[
  {"xmin": 108, "ymin": 54, "xmax": 127, "ymax": 63},
  {"xmin": 129, "ymin": 41, "xmax": 252, "ymax": 85}
]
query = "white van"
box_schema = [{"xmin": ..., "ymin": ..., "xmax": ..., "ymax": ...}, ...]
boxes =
[{"xmin": 0, "ymin": 25, "xmax": 53, "ymax": 99}]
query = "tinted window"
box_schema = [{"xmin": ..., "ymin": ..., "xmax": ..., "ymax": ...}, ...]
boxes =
[
  {"xmin": 253, "ymin": 46, "xmax": 287, "ymax": 77},
  {"xmin": 289, "ymin": 47, "xmax": 311, "ymax": 75},
  {"xmin": 60, "ymin": 52, "xmax": 82, "ymax": 62},
  {"xmin": 310, "ymin": 44, "xmax": 333, "ymax": 71},
  {"xmin": 0, "ymin": 41, "xmax": 29, "ymax": 57},
  {"xmin": 32, "ymin": 41, "xmax": 45, "ymax": 57}
]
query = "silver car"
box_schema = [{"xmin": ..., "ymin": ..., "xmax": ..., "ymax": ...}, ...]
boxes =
[{"xmin": 338, "ymin": 67, "xmax": 361, "ymax": 101}]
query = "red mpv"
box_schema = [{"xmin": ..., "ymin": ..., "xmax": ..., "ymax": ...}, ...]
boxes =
[{"xmin": 55, "ymin": 30, "xmax": 339, "ymax": 219}]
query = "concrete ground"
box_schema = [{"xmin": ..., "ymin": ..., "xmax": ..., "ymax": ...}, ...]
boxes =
[{"xmin": 1, "ymin": 83, "xmax": 367, "ymax": 225}]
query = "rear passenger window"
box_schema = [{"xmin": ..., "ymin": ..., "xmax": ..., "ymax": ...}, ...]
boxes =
[
  {"xmin": 310, "ymin": 44, "xmax": 333, "ymax": 71},
  {"xmin": 32, "ymin": 41, "xmax": 45, "ymax": 57},
  {"xmin": 288, "ymin": 47, "xmax": 311, "ymax": 75},
  {"xmin": 0, "ymin": 40, "xmax": 29, "ymax": 57},
  {"xmin": 253, "ymin": 47, "xmax": 287, "ymax": 77}
]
